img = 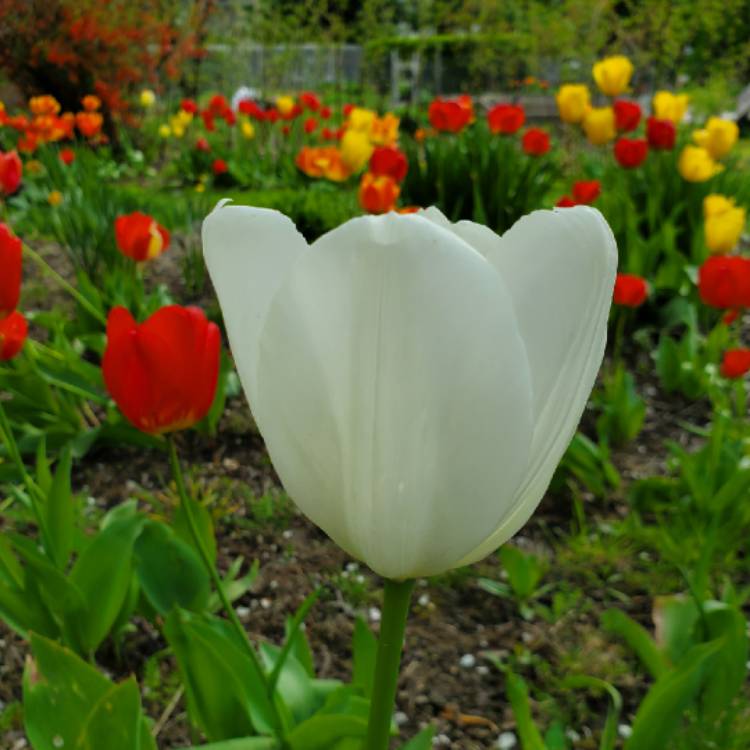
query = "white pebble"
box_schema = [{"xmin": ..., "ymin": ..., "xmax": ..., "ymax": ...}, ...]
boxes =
[
  {"xmin": 459, "ymin": 653, "xmax": 476, "ymax": 668},
  {"xmin": 369, "ymin": 607, "xmax": 381, "ymax": 622},
  {"xmin": 618, "ymin": 724, "xmax": 633, "ymax": 739},
  {"xmin": 497, "ymin": 732, "xmax": 517, "ymax": 749},
  {"xmin": 394, "ymin": 711, "xmax": 409, "ymax": 726},
  {"xmin": 418, "ymin": 594, "xmax": 430, "ymax": 607}
]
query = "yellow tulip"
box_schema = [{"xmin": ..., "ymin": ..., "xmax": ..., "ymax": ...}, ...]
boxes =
[
  {"xmin": 592, "ymin": 56, "xmax": 633, "ymax": 97},
  {"xmin": 555, "ymin": 84, "xmax": 591, "ymax": 124},
  {"xmin": 195, "ymin": 183, "xmax": 206, "ymax": 193},
  {"xmin": 47, "ymin": 190, "xmax": 63, "ymax": 207},
  {"xmin": 140, "ymin": 89, "xmax": 156, "ymax": 108},
  {"xmin": 241, "ymin": 119, "xmax": 256, "ymax": 139},
  {"xmin": 176, "ymin": 109, "xmax": 193, "ymax": 127},
  {"xmin": 276, "ymin": 96, "xmax": 295, "ymax": 117},
  {"xmin": 158, "ymin": 124, "xmax": 171, "ymax": 138},
  {"xmin": 652, "ymin": 91, "xmax": 689, "ymax": 123},
  {"xmin": 347, "ymin": 107, "xmax": 376, "ymax": 132},
  {"xmin": 678, "ymin": 146, "xmax": 723, "ymax": 182},
  {"xmin": 693, "ymin": 117, "xmax": 739, "ymax": 159},
  {"xmin": 703, "ymin": 194, "xmax": 746, "ymax": 253},
  {"xmin": 582, "ymin": 107, "xmax": 616, "ymax": 145},
  {"xmin": 340, "ymin": 130, "xmax": 374, "ymax": 172}
]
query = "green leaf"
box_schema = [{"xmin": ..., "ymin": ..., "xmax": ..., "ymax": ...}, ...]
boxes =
[
  {"xmin": 178, "ymin": 741, "xmax": 279, "ymax": 750},
  {"xmin": 164, "ymin": 609, "xmax": 276, "ymax": 740},
  {"xmin": 285, "ymin": 715, "xmax": 368, "ymax": 750},
  {"xmin": 398, "ymin": 726, "xmax": 436, "ymax": 749},
  {"xmin": 68, "ymin": 512, "xmax": 145, "ymax": 654},
  {"xmin": 624, "ymin": 639, "xmax": 724, "ymax": 750},
  {"xmin": 77, "ymin": 677, "xmax": 150, "ymax": 750},
  {"xmin": 260, "ymin": 642, "xmax": 324, "ymax": 725},
  {"xmin": 23, "ymin": 633, "xmax": 112, "ymax": 750},
  {"xmin": 601, "ymin": 609, "xmax": 668, "ymax": 679},
  {"xmin": 505, "ymin": 671, "xmax": 546, "ymax": 750},
  {"xmin": 44, "ymin": 447, "xmax": 75, "ymax": 569},
  {"xmin": 562, "ymin": 676, "xmax": 621, "ymax": 750},
  {"xmin": 352, "ymin": 616, "xmax": 378, "ymax": 698},
  {"xmin": 173, "ymin": 494, "xmax": 217, "ymax": 566},
  {"xmin": 134, "ymin": 520, "xmax": 210, "ymax": 615}
]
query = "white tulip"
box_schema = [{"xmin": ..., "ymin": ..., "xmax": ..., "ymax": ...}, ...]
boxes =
[{"xmin": 203, "ymin": 203, "xmax": 617, "ymax": 579}]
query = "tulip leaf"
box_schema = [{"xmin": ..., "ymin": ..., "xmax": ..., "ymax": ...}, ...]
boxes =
[
  {"xmin": 164, "ymin": 609, "xmax": 276, "ymax": 740},
  {"xmin": 134, "ymin": 519, "xmax": 210, "ymax": 615},
  {"xmin": 22, "ymin": 632, "xmax": 151, "ymax": 750},
  {"xmin": 285, "ymin": 714, "xmax": 368, "ymax": 750},
  {"xmin": 398, "ymin": 727, "xmax": 436, "ymax": 749},
  {"xmin": 624, "ymin": 638, "xmax": 724, "ymax": 750},
  {"xmin": 67, "ymin": 512, "xmax": 145, "ymax": 654},
  {"xmin": 601, "ymin": 609, "xmax": 668, "ymax": 679},
  {"xmin": 352, "ymin": 616, "xmax": 377, "ymax": 698},
  {"xmin": 77, "ymin": 677, "xmax": 155, "ymax": 750},
  {"xmin": 505, "ymin": 670, "xmax": 547, "ymax": 750},
  {"xmin": 178, "ymin": 740, "xmax": 280, "ymax": 750},
  {"xmin": 173, "ymin": 494, "xmax": 217, "ymax": 566},
  {"xmin": 44, "ymin": 446, "xmax": 75, "ymax": 570}
]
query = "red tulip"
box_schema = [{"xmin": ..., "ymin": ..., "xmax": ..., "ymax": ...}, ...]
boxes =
[
  {"xmin": 646, "ymin": 117, "xmax": 676, "ymax": 150},
  {"xmin": 0, "ymin": 223, "xmax": 22, "ymax": 319},
  {"xmin": 614, "ymin": 137, "xmax": 648, "ymax": 168},
  {"xmin": 208, "ymin": 94, "xmax": 230, "ymax": 114},
  {"xmin": 556, "ymin": 195, "xmax": 576, "ymax": 208},
  {"xmin": 202, "ymin": 111, "xmax": 216, "ymax": 132},
  {"xmin": 320, "ymin": 106, "xmax": 332, "ymax": 120},
  {"xmin": 522, "ymin": 128, "xmax": 551, "ymax": 156},
  {"xmin": 0, "ymin": 151, "xmax": 22, "ymax": 195},
  {"xmin": 358, "ymin": 173, "xmax": 400, "ymax": 214},
  {"xmin": 212, "ymin": 158, "xmax": 228, "ymax": 175},
  {"xmin": 487, "ymin": 103, "xmax": 525, "ymax": 134},
  {"xmin": 0, "ymin": 310, "xmax": 27, "ymax": 361},
  {"xmin": 114, "ymin": 212, "xmax": 170, "ymax": 262},
  {"xmin": 103, "ymin": 306, "xmax": 220, "ymax": 434},
  {"xmin": 613, "ymin": 100, "xmax": 641, "ymax": 132},
  {"xmin": 300, "ymin": 92, "xmax": 321, "ymax": 111},
  {"xmin": 698, "ymin": 256, "xmax": 750, "ymax": 309},
  {"xmin": 613, "ymin": 273, "xmax": 648, "ymax": 307},
  {"xmin": 196, "ymin": 137, "xmax": 211, "ymax": 152},
  {"xmin": 59, "ymin": 148, "xmax": 75, "ymax": 165},
  {"xmin": 721, "ymin": 349, "xmax": 750, "ymax": 378},
  {"xmin": 428, "ymin": 98, "xmax": 472, "ymax": 133},
  {"xmin": 369, "ymin": 145, "xmax": 408, "ymax": 182},
  {"xmin": 572, "ymin": 180, "xmax": 601, "ymax": 205},
  {"xmin": 343, "ymin": 103, "xmax": 355, "ymax": 117},
  {"xmin": 181, "ymin": 99, "xmax": 198, "ymax": 115},
  {"xmin": 303, "ymin": 117, "xmax": 318, "ymax": 134}
]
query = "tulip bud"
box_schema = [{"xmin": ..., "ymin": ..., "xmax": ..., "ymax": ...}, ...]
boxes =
[
  {"xmin": 115, "ymin": 212, "xmax": 170, "ymax": 262},
  {"xmin": 102, "ymin": 306, "xmax": 220, "ymax": 434},
  {"xmin": 203, "ymin": 202, "xmax": 617, "ymax": 578},
  {"xmin": 0, "ymin": 223, "xmax": 22, "ymax": 319}
]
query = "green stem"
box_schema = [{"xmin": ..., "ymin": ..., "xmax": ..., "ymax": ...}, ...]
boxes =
[
  {"xmin": 166, "ymin": 438, "xmax": 267, "ymax": 677},
  {"xmin": 22, "ymin": 242, "xmax": 107, "ymax": 326},
  {"xmin": 364, "ymin": 578, "xmax": 415, "ymax": 750}
]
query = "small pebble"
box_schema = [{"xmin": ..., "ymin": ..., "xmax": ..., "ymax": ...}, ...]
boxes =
[
  {"xmin": 618, "ymin": 724, "xmax": 633, "ymax": 739},
  {"xmin": 566, "ymin": 729, "xmax": 581, "ymax": 742},
  {"xmin": 394, "ymin": 711, "xmax": 409, "ymax": 726},
  {"xmin": 432, "ymin": 734, "xmax": 451, "ymax": 746},
  {"xmin": 369, "ymin": 607, "xmax": 381, "ymax": 622},
  {"xmin": 476, "ymin": 665, "xmax": 490, "ymax": 676},
  {"xmin": 260, "ymin": 598, "xmax": 271, "ymax": 609},
  {"xmin": 459, "ymin": 653, "xmax": 476, "ymax": 668},
  {"xmin": 282, "ymin": 530, "xmax": 294, "ymax": 539},
  {"xmin": 418, "ymin": 594, "xmax": 430, "ymax": 607},
  {"xmin": 497, "ymin": 732, "xmax": 517, "ymax": 749},
  {"xmin": 236, "ymin": 606, "xmax": 251, "ymax": 619}
]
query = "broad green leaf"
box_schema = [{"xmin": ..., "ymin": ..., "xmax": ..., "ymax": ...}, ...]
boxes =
[
  {"xmin": 134, "ymin": 520, "xmax": 210, "ymax": 615},
  {"xmin": 68, "ymin": 513, "xmax": 145, "ymax": 654},
  {"xmin": 601, "ymin": 609, "xmax": 668, "ymax": 679},
  {"xmin": 352, "ymin": 616, "xmax": 377, "ymax": 698},
  {"xmin": 179, "ymin": 739, "xmax": 279, "ymax": 750},
  {"xmin": 285, "ymin": 715, "xmax": 368, "ymax": 750},
  {"xmin": 398, "ymin": 726, "xmax": 436, "ymax": 749},
  {"xmin": 77, "ymin": 677, "xmax": 147, "ymax": 750},
  {"xmin": 23, "ymin": 633, "xmax": 111, "ymax": 750},
  {"xmin": 173, "ymin": 494, "xmax": 217, "ymax": 566},
  {"xmin": 44, "ymin": 447, "xmax": 75, "ymax": 569},
  {"xmin": 624, "ymin": 639, "xmax": 724, "ymax": 750},
  {"xmin": 164, "ymin": 609, "xmax": 276, "ymax": 740}
]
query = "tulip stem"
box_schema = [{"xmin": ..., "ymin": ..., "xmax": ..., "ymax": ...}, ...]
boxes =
[
  {"xmin": 166, "ymin": 438, "xmax": 269, "ymax": 684},
  {"xmin": 22, "ymin": 242, "xmax": 107, "ymax": 326},
  {"xmin": 364, "ymin": 578, "xmax": 415, "ymax": 750}
]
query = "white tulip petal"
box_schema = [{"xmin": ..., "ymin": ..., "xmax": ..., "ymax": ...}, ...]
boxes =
[
  {"xmin": 459, "ymin": 206, "xmax": 617, "ymax": 565},
  {"xmin": 253, "ymin": 213, "xmax": 534, "ymax": 579},
  {"xmin": 202, "ymin": 203, "xmax": 308, "ymax": 404}
]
